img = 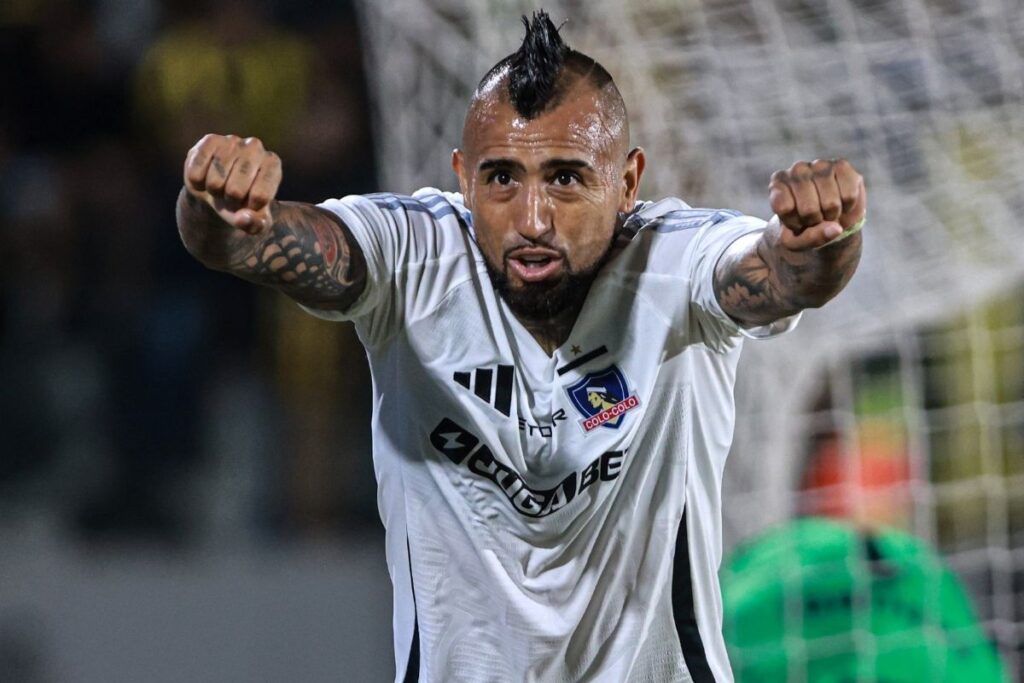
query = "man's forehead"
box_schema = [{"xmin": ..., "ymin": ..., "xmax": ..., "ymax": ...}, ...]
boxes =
[{"xmin": 464, "ymin": 86, "xmax": 626, "ymax": 160}]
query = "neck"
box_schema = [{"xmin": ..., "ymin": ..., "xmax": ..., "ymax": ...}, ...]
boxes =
[{"xmin": 517, "ymin": 301, "xmax": 584, "ymax": 356}]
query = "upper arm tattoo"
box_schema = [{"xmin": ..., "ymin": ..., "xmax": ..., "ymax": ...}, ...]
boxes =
[{"xmin": 230, "ymin": 201, "xmax": 367, "ymax": 311}]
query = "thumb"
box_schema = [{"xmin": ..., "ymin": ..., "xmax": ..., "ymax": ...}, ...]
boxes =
[
  {"xmin": 229, "ymin": 206, "xmax": 273, "ymax": 234},
  {"xmin": 778, "ymin": 218, "xmax": 844, "ymax": 251}
]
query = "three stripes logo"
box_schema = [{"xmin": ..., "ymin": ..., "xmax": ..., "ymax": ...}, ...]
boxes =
[{"xmin": 453, "ymin": 365, "xmax": 515, "ymax": 417}]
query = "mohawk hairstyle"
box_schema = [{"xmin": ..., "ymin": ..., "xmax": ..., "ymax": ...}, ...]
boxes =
[
  {"xmin": 507, "ymin": 10, "xmax": 569, "ymax": 118},
  {"xmin": 478, "ymin": 9, "xmax": 616, "ymax": 120}
]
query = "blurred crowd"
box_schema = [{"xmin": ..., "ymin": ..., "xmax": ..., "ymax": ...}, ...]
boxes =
[{"xmin": 0, "ymin": 0, "xmax": 380, "ymax": 545}]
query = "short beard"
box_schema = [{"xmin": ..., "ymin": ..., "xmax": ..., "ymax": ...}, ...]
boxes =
[{"xmin": 483, "ymin": 242, "xmax": 615, "ymax": 323}]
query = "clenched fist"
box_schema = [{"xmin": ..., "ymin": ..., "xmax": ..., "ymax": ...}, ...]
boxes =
[
  {"xmin": 768, "ymin": 158, "xmax": 866, "ymax": 251},
  {"xmin": 183, "ymin": 134, "xmax": 281, "ymax": 234}
]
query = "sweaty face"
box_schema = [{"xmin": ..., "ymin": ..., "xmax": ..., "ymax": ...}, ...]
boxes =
[{"xmin": 454, "ymin": 82, "xmax": 643, "ymax": 322}]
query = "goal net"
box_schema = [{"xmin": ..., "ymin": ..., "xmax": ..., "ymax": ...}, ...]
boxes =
[{"xmin": 356, "ymin": 0, "xmax": 1024, "ymax": 678}]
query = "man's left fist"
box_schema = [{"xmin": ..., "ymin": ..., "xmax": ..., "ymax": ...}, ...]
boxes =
[{"xmin": 768, "ymin": 158, "xmax": 866, "ymax": 251}]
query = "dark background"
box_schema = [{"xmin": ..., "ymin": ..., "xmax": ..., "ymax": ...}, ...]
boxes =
[
  {"xmin": 1, "ymin": 0, "xmax": 381, "ymax": 544},
  {"xmin": 2, "ymin": 1, "xmax": 394, "ymax": 680}
]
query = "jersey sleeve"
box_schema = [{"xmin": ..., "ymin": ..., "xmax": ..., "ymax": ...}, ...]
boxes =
[
  {"xmin": 632, "ymin": 201, "xmax": 800, "ymax": 353},
  {"xmin": 687, "ymin": 214, "xmax": 800, "ymax": 351},
  {"xmin": 300, "ymin": 190, "xmax": 474, "ymax": 347}
]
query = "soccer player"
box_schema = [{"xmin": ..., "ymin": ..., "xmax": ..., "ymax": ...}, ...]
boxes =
[{"xmin": 177, "ymin": 11, "xmax": 864, "ymax": 683}]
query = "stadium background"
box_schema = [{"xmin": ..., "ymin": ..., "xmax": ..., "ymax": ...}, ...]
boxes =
[{"xmin": 1, "ymin": 0, "xmax": 1020, "ymax": 680}]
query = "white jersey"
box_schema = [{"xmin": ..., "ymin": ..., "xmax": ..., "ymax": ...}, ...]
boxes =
[{"xmin": 309, "ymin": 188, "xmax": 797, "ymax": 682}]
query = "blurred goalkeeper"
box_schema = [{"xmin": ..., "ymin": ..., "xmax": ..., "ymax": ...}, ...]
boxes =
[{"xmin": 177, "ymin": 11, "xmax": 863, "ymax": 682}]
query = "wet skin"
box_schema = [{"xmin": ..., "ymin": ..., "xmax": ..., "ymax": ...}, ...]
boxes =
[{"xmin": 452, "ymin": 78, "xmax": 645, "ymax": 353}]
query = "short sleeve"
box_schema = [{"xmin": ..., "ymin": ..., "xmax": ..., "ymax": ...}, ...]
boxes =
[
  {"xmin": 301, "ymin": 194, "xmax": 404, "ymax": 324},
  {"xmin": 299, "ymin": 190, "xmax": 474, "ymax": 347},
  {"xmin": 688, "ymin": 215, "xmax": 801, "ymax": 351}
]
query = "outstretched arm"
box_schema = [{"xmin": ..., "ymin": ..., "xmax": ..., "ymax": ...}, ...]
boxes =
[
  {"xmin": 714, "ymin": 159, "xmax": 864, "ymax": 327},
  {"xmin": 176, "ymin": 134, "xmax": 366, "ymax": 312}
]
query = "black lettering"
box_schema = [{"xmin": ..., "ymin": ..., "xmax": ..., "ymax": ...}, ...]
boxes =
[
  {"xmin": 513, "ymin": 488, "xmax": 542, "ymax": 514},
  {"xmin": 500, "ymin": 467, "xmax": 524, "ymax": 497},
  {"xmin": 579, "ymin": 459, "xmax": 600, "ymax": 493},
  {"xmin": 600, "ymin": 450, "xmax": 624, "ymax": 481},
  {"xmin": 429, "ymin": 418, "xmax": 629, "ymax": 518},
  {"xmin": 517, "ymin": 411, "xmax": 564, "ymax": 438},
  {"xmin": 540, "ymin": 473, "xmax": 578, "ymax": 515},
  {"xmin": 468, "ymin": 446, "xmax": 497, "ymax": 479}
]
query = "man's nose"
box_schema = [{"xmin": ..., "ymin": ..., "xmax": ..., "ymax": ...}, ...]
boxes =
[{"xmin": 515, "ymin": 185, "xmax": 553, "ymax": 241}]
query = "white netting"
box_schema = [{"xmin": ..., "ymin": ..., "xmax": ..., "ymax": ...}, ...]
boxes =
[{"xmin": 357, "ymin": 0, "xmax": 1024, "ymax": 677}]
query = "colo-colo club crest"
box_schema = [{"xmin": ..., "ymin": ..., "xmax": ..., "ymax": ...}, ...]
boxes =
[{"xmin": 566, "ymin": 365, "xmax": 641, "ymax": 432}]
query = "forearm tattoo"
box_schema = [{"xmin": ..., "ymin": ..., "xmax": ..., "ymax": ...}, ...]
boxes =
[
  {"xmin": 714, "ymin": 230, "xmax": 862, "ymax": 327},
  {"xmin": 178, "ymin": 191, "xmax": 366, "ymax": 311}
]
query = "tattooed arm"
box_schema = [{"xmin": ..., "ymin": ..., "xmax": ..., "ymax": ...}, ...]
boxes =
[
  {"xmin": 714, "ymin": 159, "xmax": 865, "ymax": 327},
  {"xmin": 176, "ymin": 134, "xmax": 366, "ymax": 311}
]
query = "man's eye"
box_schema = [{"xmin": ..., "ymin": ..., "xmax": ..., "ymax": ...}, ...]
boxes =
[
  {"xmin": 489, "ymin": 171, "xmax": 513, "ymax": 185},
  {"xmin": 554, "ymin": 171, "xmax": 580, "ymax": 186}
]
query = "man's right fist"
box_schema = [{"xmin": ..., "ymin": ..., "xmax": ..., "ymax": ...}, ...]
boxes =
[{"xmin": 183, "ymin": 134, "xmax": 281, "ymax": 234}]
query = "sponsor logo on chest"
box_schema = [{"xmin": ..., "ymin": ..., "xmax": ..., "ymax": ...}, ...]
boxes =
[{"xmin": 429, "ymin": 417, "xmax": 625, "ymax": 518}]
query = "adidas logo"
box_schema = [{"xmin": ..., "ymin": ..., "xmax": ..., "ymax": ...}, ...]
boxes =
[{"xmin": 453, "ymin": 365, "xmax": 514, "ymax": 416}]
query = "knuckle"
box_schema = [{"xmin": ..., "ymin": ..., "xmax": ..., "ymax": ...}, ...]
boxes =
[
  {"xmin": 810, "ymin": 158, "xmax": 833, "ymax": 175},
  {"xmin": 837, "ymin": 161, "xmax": 860, "ymax": 181},
  {"xmin": 770, "ymin": 191, "xmax": 793, "ymax": 211},
  {"xmin": 207, "ymin": 169, "xmax": 226, "ymax": 187},
  {"xmin": 799, "ymin": 205, "xmax": 823, "ymax": 222},
  {"xmin": 788, "ymin": 163, "xmax": 813, "ymax": 182}
]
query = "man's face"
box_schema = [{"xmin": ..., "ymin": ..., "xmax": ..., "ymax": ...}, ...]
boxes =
[{"xmin": 453, "ymin": 83, "xmax": 644, "ymax": 321}]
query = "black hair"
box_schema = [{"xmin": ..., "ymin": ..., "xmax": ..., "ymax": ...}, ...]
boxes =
[{"xmin": 478, "ymin": 10, "xmax": 616, "ymax": 119}]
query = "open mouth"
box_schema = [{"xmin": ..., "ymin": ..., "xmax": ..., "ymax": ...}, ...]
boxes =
[{"xmin": 507, "ymin": 249, "xmax": 565, "ymax": 283}]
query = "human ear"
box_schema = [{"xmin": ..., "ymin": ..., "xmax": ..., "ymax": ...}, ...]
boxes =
[
  {"xmin": 452, "ymin": 149, "xmax": 471, "ymax": 206},
  {"xmin": 620, "ymin": 147, "xmax": 646, "ymax": 212}
]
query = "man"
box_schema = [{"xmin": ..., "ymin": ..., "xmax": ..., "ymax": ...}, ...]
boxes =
[{"xmin": 177, "ymin": 11, "xmax": 863, "ymax": 682}]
